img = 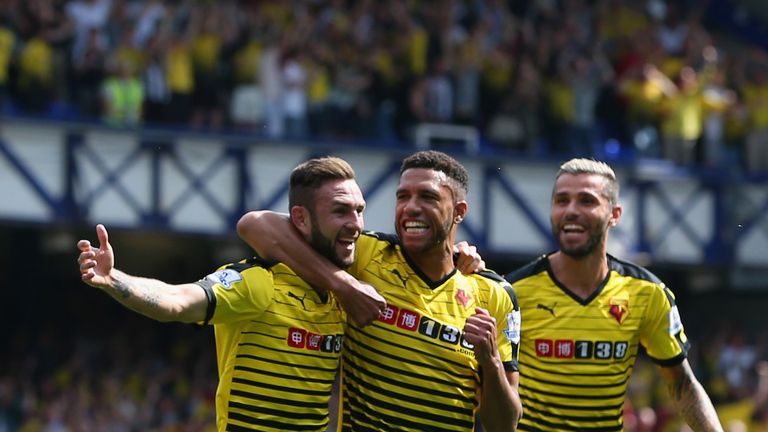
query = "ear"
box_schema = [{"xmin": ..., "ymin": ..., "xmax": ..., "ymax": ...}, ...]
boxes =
[
  {"xmin": 453, "ymin": 200, "xmax": 468, "ymax": 224},
  {"xmin": 290, "ymin": 206, "xmax": 312, "ymax": 236},
  {"xmin": 609, "ymin": 204, "xmax": 622, "ymax": 227}
]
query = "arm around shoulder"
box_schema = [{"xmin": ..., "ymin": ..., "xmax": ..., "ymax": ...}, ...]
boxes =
[{"xmin": 236, "ymin": 210, "xmax": 294, "ymax": 259}]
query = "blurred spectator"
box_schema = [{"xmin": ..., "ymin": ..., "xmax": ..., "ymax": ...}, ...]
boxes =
[
  {"xmin": 409, "ymin": 56, "xmax": 453, "ymax": 125},
  {"xmin": 719, "ymin": 329, "xmax": 758, "ymax": 400},
  {"xmin": 280, "ymin": 45, "xmax": 309, "ymax": 139},
  {"xmin": 16, "ymin": 27, "xmax": 55, "ymax": 113},
  {"xmin": 739, "ymin": 56, "xmax": 768, "ymax": 173},
  {"xmin": 259, "ymin": 30, "xmax": 285, "ymax": 138},
  {"xmin": 659, "ymin": 65, "xmax": 706, "ymax": 165},
  {"xmin": 141, "ymin": 34, "xmax": 169, "ymax": 125},
  {"xmin": 72, "ymin": 27, "xmax": 107, "ymax": 119},
  {"xmin": 189, "ymin": 4, "xmax": 229, "ymax": 130},
  {"xmin": 66, "ymin": 0, "xmax": 113, "ymax": 69},
  {"xmin": 164, "ymin": 28, "xmax": 193, "ymax": 125},
  {"xmin": 131, "ymin": 0, "xmax": 166, "ymax": 49},
  {"xmin": 486, "ymin": 54, "xmax": 541, "ymax": 152},
  {"xmin": 618, "ymin": 63, "xmax": 673, "ymax": 158},
  {"xmin": 701, "ymin": 62, "xmax": 737, "ymax": 167},
  {"xmin": 100, "ymin": 55, "xmax": 143, "ymax": 126},
  {"xmin": 0, "ymin": 17, "xmax": 14, "ymax": 111},
  {"xmin": 561, "ymin": 45, "xmax": 615, "ymax": 157}
]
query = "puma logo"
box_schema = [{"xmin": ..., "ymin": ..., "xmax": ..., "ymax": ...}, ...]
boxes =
[
  {"xmin": 537, "ymin": 303, "xmax": 557, "ymax": 317},
  {"xmin": 288, "ymin": 292, "xmax": 308, "ymax": 310},
  {"xmin": 391, "ymin": 269, "xmax": 408, "ymax": 286}
]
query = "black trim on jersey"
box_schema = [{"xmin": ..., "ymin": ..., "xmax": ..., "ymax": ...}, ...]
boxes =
[
  {"xmin": 402, "ymin": 246, "xmax": 458, "ymax": 289},
  {"xmin": 194, "ymin": 255, "xmax": 278, "ymax": 326},
  {"xmin": 226, "ymin": 255, "xmax": 281, "ymax": 271},
  {"xmin": 480, "ymin": 271, "xmax": 521, "ymax": 372},
  {"xmin": 194, "ymin": 279, "xmax": 217, "ymax": 326},
  {"xmin": 606, "ymin": 254, "xmax": 664, "ymax": 284},
  {"xmin": 365, "ymin": 230, "xmax": 459, "ymax": 289},
  {"xmin": 649, "ymin": 352, "xmax": 687, "ymax": 367},
  {"xmin": 487, "ymin": 272, "xmax": 520, "ymax": 310},
  {"xmin": 362, "ymin": 230, "xmax": 399, "ymax": 245},
  {"xmin": 546, "ymin": 258, "xmax": 611, "ymax": 306},
  {"xmin": 504, "ymin": 254, "xmax": 549, "ymax": 283}
]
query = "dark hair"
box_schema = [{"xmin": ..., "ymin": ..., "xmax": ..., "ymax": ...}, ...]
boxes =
[
  {"xmin": 289, "ymin": 157, "xmax": 356, "ymax": 210},
  {"xmin": 555, "ymin": 158, "xmax": 619, "ymax": 206},
  {"xmin": 400, "ymin": 150, "xmax": 469, "ymax": 200}
]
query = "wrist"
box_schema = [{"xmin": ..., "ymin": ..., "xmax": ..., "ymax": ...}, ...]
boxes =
[{"xmin": 328, "ymin": 270, "xmax": 355, "ymax": 296}]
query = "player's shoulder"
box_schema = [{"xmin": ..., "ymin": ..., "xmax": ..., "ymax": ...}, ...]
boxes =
[
  {"xmin": 218, "ymin": 255, "xmax": 281, "ymax": 273},
  {"xmin": 470, "ymin": 269, "xmax": 519, "ymax": 306},
  {"xmin": 360, "ymin": 230, "xmax": 399, "ymax": 246},
  {"xmin": 504, "ymin": 254, "xmax": 549, "ymax": 284},
  {"xmin": 607, "ymin": 254, "xmax": 664, "ymax": 285},
  {"xmin": 472, "ymin": 269, "xmax": 509, "ymax": 285}
]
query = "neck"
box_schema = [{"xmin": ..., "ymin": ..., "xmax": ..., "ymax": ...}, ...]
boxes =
[
  {"xmin": 549, "ymin": 249, "xmax": 609, "ymax": 299},
  {"xmin": 408, "ymin": 243, "xmax": 456, "ymax": 282}
]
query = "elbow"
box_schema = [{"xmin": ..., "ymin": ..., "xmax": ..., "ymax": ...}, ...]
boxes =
[
  {"xmin": 236, "ymin": 211, "xmax": 261, "ymax": 240},
  {"xmin": 237, "ymin": 211, "xmax": 270, "ymax": 248}
]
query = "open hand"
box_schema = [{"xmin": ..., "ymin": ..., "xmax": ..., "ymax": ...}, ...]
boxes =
[{"xmin": 77, "ymin": 224, "xmax": 114, "ymax": 289}]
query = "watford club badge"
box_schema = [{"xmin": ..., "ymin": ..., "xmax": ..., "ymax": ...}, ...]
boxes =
[
  {"xmin": 455, "ymin": 288, "xmax": 471, "ymax": 308},
  {"xmin": 609, "ymin": 296, "xmax": 629, "ymax": 324}
]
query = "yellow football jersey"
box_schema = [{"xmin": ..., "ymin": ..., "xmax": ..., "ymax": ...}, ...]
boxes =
[
  {"xmin": 196, "ymin": 257, "xmax": 345, "ymax": 431},
  {"xmin": 338, "ymin": 232, "xmax": 521, "ymax": 431},
  {"xmin": 505, "ymin": 254, "xmax": 689, "ymax": 432}
]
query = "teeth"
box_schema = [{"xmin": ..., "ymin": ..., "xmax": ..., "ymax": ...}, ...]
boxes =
[
  {"xmin": 405, "ymin": 221, "xmax": 427, "ymax": 228},
  {"xmin": 404, "ymin": 221, "xmax": 428, "ymax": 233},
  {"xmin": 563, "ymin": 224, "xmax": 584, "ymax": 232}
]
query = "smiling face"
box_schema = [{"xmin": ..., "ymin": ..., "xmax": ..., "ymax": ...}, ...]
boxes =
[
  {"xmin": 295, "ymin": 178, "xmax": 365, "ymax": 268},
  {"xmin": 550, "ymin": 172, "xmax": 621, "ymax": 259},
  {"xmin": 395, "ymin": 168, "xmax": 466, "ymax": 255}
]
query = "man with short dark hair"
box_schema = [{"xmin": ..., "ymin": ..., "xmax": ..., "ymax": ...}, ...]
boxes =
[
  {"xmin": 237, "ymin": 150, "xmax": 523, "ymax": 432},
  {"xmin": 77, "ymin": 156, "xmax": 385, "ymax": 431}
]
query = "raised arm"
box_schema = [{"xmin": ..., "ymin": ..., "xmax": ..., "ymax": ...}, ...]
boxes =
[
  {"xmin": 464, "ymin": 308, "xmax": 522, "ymax": 432},
  {"xmin": 236, "ymin": 211, "xmax": 385, "ymax": 326},
  {"xmin": 657, "ymin": 359, "xmax": 724, "ymax": 432},
  {"xmin": 77, "ymin": 224, "xmax": 208, "ymax": 323}
]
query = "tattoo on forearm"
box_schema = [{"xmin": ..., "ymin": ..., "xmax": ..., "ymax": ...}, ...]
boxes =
[
  {"xmin": 139, "ymin": 285, "xmax": 162, "ymax": 308},
  {"xmin": 112, "ymin": 274, "xmax": 162, "ymax": 310},
  {"xmin": 113, "ymin": 278, "xmax": 133, "ymax": 299},
  {"xmin": 670, "ymin": 373, "xmax": 722, "ymax": 431}
]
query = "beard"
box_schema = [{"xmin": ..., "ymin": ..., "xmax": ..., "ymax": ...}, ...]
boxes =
[
  {"xmin": 551, "ymin": 220, "xmax": 607, "ymax": 259},
  {"xmin": 309, "ymin": 215, "xmax": 353, "ymax": 268}
]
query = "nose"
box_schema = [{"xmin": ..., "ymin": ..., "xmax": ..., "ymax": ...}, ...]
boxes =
[
  {"xmin": 348, "ymin": 211, "xmax": 363, "ymax": 232},
  {"xmin": 402, "ymin": 196, "xmax": 420, "ymax": 215},
  {"xmin": 562, "ymin": 200, "xmax": 579, "ymax": 219}
]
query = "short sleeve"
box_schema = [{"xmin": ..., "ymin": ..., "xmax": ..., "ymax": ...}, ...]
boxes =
[
  {"xmin": 640, "ymin": 284, "xmax": 689, "ymax": 365},
  {"xmin": 196, "ymin": 265, "xmax": 276, "ymax": 325},
  {"xmin": 487, "ymin": 278, "xmax": 521, "ymax": 372}
]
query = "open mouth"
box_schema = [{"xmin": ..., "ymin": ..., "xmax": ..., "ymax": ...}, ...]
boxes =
[{"xmin": 403, "ymin": 221, "xmax": 429, "ymax": 234}]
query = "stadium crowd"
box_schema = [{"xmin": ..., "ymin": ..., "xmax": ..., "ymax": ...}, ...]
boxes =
[{"xmin": 0, "ymin": 0, "xmax": 767, "ymax": 170}]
